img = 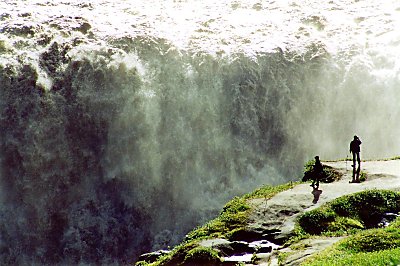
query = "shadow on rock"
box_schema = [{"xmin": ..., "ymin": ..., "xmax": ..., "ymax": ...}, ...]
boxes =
[{"xmin": 312, "ymin": 187, "xmax": 322, "ymax": 204}]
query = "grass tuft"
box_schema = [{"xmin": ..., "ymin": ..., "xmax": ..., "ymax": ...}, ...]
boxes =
[
  {"xmin": 298, "ymin": 190, "xmax": 400, "ymax": 266},
  {"xmin": 183, "ymin": 246, "xmax": 222, "ymax": 265},
  {"xmin": 297, "ymin": 190, "xmax": 400, "ymax": 237},
  {"xmin": 302, "ymin": 159, "xmax": 342, "ymax": 183}
]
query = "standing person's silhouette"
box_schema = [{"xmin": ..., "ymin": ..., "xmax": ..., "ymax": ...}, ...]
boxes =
[
  {"xmin": 349, "ymin": 135, "xmax": 362, "ymax": 183},
  {"xmin": 311, "ymin": 156, "xmax": 323, "ymax": 188}
]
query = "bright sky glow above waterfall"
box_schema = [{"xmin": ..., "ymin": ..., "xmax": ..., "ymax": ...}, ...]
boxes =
[{"xmin": 2, "ymin": 0, "xmax": 400, "ymax": 55}]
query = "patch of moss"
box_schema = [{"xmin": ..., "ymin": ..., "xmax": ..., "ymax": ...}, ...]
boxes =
[
  {"xmin": 185, "ymin": 196, "xmax": 250, "ymax": 241},
  {"xmin": 303, "ymin": 246, "xmax": 400, "ymax": 266},
  {"xmin": 183, "ymin": 246, "xmax": 222, "ymax": 265},
  {"xmin": 339, "ymin": 228, "xmax": 400, "ymax": 253},
  {"xmin": 359, "ymin": 171, "xmax": 367, "ymax": 182},
  {"xmin": 185, "ymin": 182, "xmax": 300, "ymax": 242},
  {"xmin": 326, "ymin": 217, "xmax": 364, "ymax": 233},
  {"xmin": 297, "ymin": 190, "xmax": 400, "ymax": 236},
  {"xmin": 277, "ymin": 251, "xmax": 291, "ymax": 265},
  {"xmin": 298, "ymin": 208, "xmax": 337, "ymax": 235},
  {"xmin": 302, "ymin": 223, "xmax": 400, "ymax": 266},
  {"xmin": 304, "ymin": 159, "xmax": 315, "ymax": 173},
  {"xmin": 302, "ymin": 159, "xmax": 342, "ymax": 183},
  {"xmin": 330, "ymin": 190, "xmax": 400, "ymax": 228},
  {"xmin": 296, "ymin": 191, "xmax": 400, "ymax": 266},
  {"xmin": 387, "ymin": 216, "xmax": 400, "ymax": 229},
  {"xmin": 135, "ymin": 242, "xmax": 199, "ymax": 266},
  {"xmin": 243, "ymin": 181, "xmax": 300, "ymax": 200}
]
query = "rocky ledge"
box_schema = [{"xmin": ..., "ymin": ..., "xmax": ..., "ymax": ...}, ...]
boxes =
[{"xmin": 137, "ymin": 159, "xmax": 400, "ymax": 265}]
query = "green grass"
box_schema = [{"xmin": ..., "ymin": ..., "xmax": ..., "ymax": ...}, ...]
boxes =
[
  {"xmin": 296, "ymin": 190, "xmax": 400, "ymax": 236},
  {"xmin": 294, "ymin": 190, "xmax": 400, "ymax": 266},
  {"xmin": 303, "ymin": 246, "xmax": 400, "ymax": 266},
  {"xmin": 243, "ymin": 181, "xmax": 301, "ymax": 200},
  {"xmin": 302, "ymin": 159, "xmax": 342, "ymax": 183},
  {"xmin": 185, "ymin": 181, "xmax": 300, "ymax": 242},
  {"xmin": 183, "ymin": 246, "xmax": 222, "ymax": 265},
  {"xmin": 277, "ymin": 251, "xmax": 291, "ymax": 265},
  {"xmin": 135, "ymin": 181, "xmax": 300, "ymax": 265},
  {"xmin": 359, "ymin": 171, "xmax": 367, "ymax": 182},
  {"xmin": 139, "ymin": 242, "xmax": 200, "ymax": 266},
  {"xmin": 301, "ymin": 225, "xmax": 400, "ymax": 266},
  {"xmin": 340, "ymin": 228, "xmax": 400, "ymax": 253},
  {"xmin": 184, "ymin": 196, "xmax": 250, "ymax": 241}
]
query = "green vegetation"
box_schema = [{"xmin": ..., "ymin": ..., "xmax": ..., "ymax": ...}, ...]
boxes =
[
  {"xmin": 277, "ymin": 251, "xmax": 291, "ymax": 265},
  {"xmin": 183, "ymin": 246, "xmax": 222, "ymax": 265},
  {"xmin": 136, "ymin": 242, "xmax": 202, "ymax": 266},
  {"xmin": 135, "ymin": 181, "xmax": 300, "ymax": 265},
  {"xmin": 186, "ymin": 181, "xmax": 300, "ymax": 241},
  {"xmin": 137, "ymin": 161, "xmax": 400, "ymax": 266},
  {"xmin": 184, "ymin": 196, "xmax": 250, "ymax": 241},
  {"xmin": 292, "ymin": 190, "xmax": 400, "ymax": 266},
  {"xmin": 302, "ymin": 159, "xmax": 342, "ymax": 183},
  {"xmin": 297, "ymin": 190, "xmax": 400, "ymax": 236},
  {"xmin": 301, "ymin": 225, "xmax": 400, "ymax": 266},
  {"xmin": 359, "ymin": 171, "xmax": 367, "ymax": 182},
  {"xmin": 303, "ymin": 247, "xmax": 400, "ymax": 266}
]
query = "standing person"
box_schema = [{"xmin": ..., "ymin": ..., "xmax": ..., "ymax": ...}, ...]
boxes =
[
  {"xmin": 349, "ymin": 135, "xmax": 362, "ymax": 183},
  {"xmin": 311, "ymin": 156, "xmax": 323, "ymax": 188}
]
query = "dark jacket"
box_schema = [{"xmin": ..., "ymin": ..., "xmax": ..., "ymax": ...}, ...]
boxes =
[
  {"xmin": 314, "ymin": 160, "xmax": 323, "ymax": 173},
  {"xmin": 350, "ymin": 138, "xmax": 362, "ymax": 153}
]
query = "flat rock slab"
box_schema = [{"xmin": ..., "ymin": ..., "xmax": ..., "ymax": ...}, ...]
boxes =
[
  {"xmin": 248, "ymin": 160, "xmax": 400, "ymax": 241},
  {"xmin": 244, "ymin": 159, "xmax": 400, "ymax": 265}
]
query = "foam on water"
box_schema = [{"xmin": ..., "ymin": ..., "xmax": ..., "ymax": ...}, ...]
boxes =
[{"xmin": 1, "ymin": 0, "xmax": 400, "ymax": 55}]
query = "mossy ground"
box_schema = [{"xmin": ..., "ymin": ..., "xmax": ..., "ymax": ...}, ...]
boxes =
[
  {"xmin": 302, "ymin": 159, "xmax": 343, "ymax": 183},
  {"xmin": 135, "ymin": 181, "xmax": 300, "ymax": 265},
  {"xmin": 281, "ymin": 189, "xmax": 400, "ymax": 266},
  {"xmin": 187, "ymin": 181, "xmax": 300, "ymax": 242},
  {"xmin": 301, "ymin": 229, "xmax": 400, "ymax": 266},
  {"xmin": 297, "ymin": 189, "xmax": 400, "ymax": 235}
]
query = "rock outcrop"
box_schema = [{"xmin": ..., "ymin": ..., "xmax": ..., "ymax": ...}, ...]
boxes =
[{"xmin": 137, "ymin": 159, "xmax": 400, "ymax": 265}]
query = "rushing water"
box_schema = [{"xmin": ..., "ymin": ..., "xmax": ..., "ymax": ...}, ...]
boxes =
[{"xmin": 1, "ymin": 0, "xmax": 400, "ymax": 264}]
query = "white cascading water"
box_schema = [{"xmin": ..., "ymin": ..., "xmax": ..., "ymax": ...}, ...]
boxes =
[{"xmin": 1, "ymin": 0, "xmax": 400, "ymax": 264}]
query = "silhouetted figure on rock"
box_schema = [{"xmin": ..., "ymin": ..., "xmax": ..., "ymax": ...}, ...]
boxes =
[
  {"xmin": 349, "ymin": 135, "xmax": 362, "ymax": 183},
  {"xmin": 311, "ymin": 156, "xmax": 323, "ymax": 188}
]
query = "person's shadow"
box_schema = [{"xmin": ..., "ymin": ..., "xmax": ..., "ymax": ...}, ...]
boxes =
[{"xmin": 311, "ymin": 186, "xmax": 322, "ymax": 204}]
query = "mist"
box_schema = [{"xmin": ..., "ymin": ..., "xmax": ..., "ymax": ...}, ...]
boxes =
[{"xmin": 1, "ymin": 0, "xmax": 400, "ymax": 264}]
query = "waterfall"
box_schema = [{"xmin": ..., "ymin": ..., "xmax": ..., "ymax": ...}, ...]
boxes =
[{"xmin": 1, "ymin": 0, "xmax": 400, "ymax": 264}]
